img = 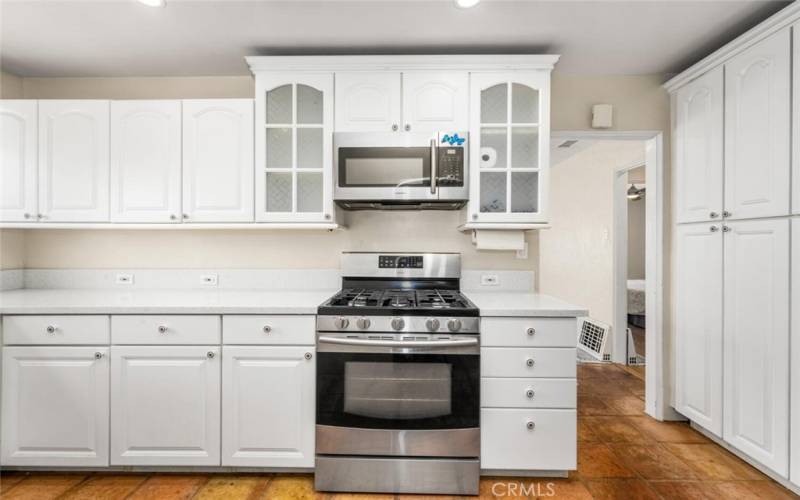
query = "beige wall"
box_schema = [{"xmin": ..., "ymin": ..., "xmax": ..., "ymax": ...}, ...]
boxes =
[
  {"xmin": 0, "ymin": 230, "xmax": 25, "ymax": 270},
  {"xmin": 628, "ymin": 166, "xmax": 646, "ymax": 280},
  {"xmin": 539, "ymin": 140, "xmax": 645, "ymax": 328},
  {"xmin": 1, "ymin": 71, "xmax": 24, "ymax": 99}
]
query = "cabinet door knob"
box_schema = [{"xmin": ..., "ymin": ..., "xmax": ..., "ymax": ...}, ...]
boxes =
[
  {"xmin": 526, "ymin": 420, "xmax": 535, "ymax": 430},
  {"xmin": 158, "ymin": 325, "xmax": 168, "ymax": 334},
  {"xmin": 95, "ymin": 352, "xmax": 104, "ymax": 359},
  {"xmin": 263, "ymin": 325, "xmax": 272, "ymax": 334},
  {"xmin": 392, "ymin": 124, "xmax": 399, "ymax": 132},
  {"xmin": 23, "ymin": 213, "xmax": 32, "ymax": 219},
  {"xmin": 207, "ymin": 351, "xmax": 215, "ymax": 359},
  {"xmin": 404, "ymin": 124, "xmax": 411, "ymax": 131},
  {"xmin": 472, "ymin": 214, "xmax": 478, "ymax": 220},
  {"xmin": 304, "ymin": 352, "xmax": 313, "ymax": 360},
  {"xmin": 182, "ymin": 214, "xmax": 189, "ymax": 219},
  {"xmin": 722, "ymin": 225, "xmax": 731, "ymax": 233},
  {"xmin": 723, "ymin": 210, "xmax": 731, "ymax": 218},
  {"xmin": 526, "ymin": 358, "xmax": 535, "ymax": 367},
  {"xmin": 37, "ymin": 214, "xmax": 45, "ymax": 220},
  {"xmin": 170, "ymin": 214, "xmax": 177, "ymax": 220},
  {"xmin": 324, "ymin": 213, "xmax": 331, "ymax": 220},
  {"xmin": 46, "ymin": 325, "xmax": 56, "ymax": 334},
  {"xmin": 709, "ymin": 211, "xmax": 719, "ymax": 219},
  {"xmin": 709, "ymin": 225, "xmax": 719, "ymax": 232},
  {"xmin": 526, "ymin": 327, "xmax": 536, "ymax": 336},
  {"xmin": 525, "ymin": 389, "xmax": 535, "ymax": 399}
]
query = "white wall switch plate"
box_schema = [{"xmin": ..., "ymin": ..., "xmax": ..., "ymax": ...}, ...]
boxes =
[
  {"xmin": 200, "ymin": 274, "xmax": 218, "ymax": 286},
  {"xmin": 116, "ymin": 273, "xmax": 134, "ymax": 285},
  {"xmin": 481, "ymin": 274, "xmax": 500, "ymax": 286}
]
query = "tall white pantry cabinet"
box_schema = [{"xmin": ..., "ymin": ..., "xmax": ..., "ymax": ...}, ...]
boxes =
[{"xmin": 669, "ymin": 14, "xmax": 798, "ymax": 485}]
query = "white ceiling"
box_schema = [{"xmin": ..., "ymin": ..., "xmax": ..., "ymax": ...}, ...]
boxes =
[{"xmin": 0, "ymin": 0, "xmax": 790, "ymax": 78}]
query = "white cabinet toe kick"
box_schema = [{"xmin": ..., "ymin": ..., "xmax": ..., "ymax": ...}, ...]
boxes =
[{"xmin": 0, "ymin": 312, "xmax": 579, "ymax": 478}]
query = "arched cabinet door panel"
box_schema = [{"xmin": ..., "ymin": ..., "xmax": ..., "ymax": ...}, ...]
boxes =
[
  {"xmin": 0, "ymin": 100, "xmax": 37, "ymax": 222},
  {"xmin": 724, "ymin": 28, "xmax": 790, "ymax": 221},
  {"xmin": 674, "ymin": 66, "xmax": 723, "ymax": 224},
  {"xmin": 402, "ymin": 71, "xmax": 468, "ymax": 133},
  {"xmin": 335, "ymin": 72, "xmax": 401, "ymax": 133},
  {"xmin": 468, "ymin": 72, "xmax": 550, "ymax": 224},
  {"xmin": 38, "ymin": 100, "xmax": 110, "ymax": 222},
  {"xmin": 110, "ymin": 100, "xmax": 181, "ymax": 223}
]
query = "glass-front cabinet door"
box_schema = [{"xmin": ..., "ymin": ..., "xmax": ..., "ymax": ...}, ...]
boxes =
[
  {"xmin": 468, "ymin": 72, "xmax": 550, "ymax": 224},
  {"xmin": 255, "ymin": 73, "xmax": 334, "ymax": 223}
]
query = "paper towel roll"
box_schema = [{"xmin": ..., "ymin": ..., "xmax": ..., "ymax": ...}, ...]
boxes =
[
  {"xmin": 473, "ymin": 230, "xmax": 525, "ymax": 251},
  {"xmin": 480, "ymin": 147, "xmax": 498, "ymax": 169}
]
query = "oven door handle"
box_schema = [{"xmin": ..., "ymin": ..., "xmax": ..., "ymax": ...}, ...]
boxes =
[{"xmin": 318, "ymin": 335, "xmax": 478, "ymax": 348}]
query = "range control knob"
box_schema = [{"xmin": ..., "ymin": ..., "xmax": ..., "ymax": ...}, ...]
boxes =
[
  {"xmin": 425, "ymin": 318, "xmax": 440, "ymax": 332},
  {"xmin": 356, "ymin": 317, "xmax": 371, "ymax": 330},
  {"xmin": 391, "ymin": 317, "xmax": 405, "ymax": 331},
  {"xmin": 334, "ymin": 317, "xmax": 350, "ymax": 329},
  {"xmin": 447, "ymin": 318, "xmax": 462, "ymax": 332}
]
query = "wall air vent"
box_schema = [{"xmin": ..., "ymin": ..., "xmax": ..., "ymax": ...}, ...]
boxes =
[{"xmin": 577, "ymin": 317, "xmax": 610, "ymax": 361}]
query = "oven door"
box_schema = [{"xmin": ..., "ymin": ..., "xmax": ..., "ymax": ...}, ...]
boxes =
[
  {"xmin": 316, "ymin": 335, "xmax": 479, "ymax": 458},
  {"xmin": 334, "ymin": 132, "xmax": 439, "ymax": 202}
]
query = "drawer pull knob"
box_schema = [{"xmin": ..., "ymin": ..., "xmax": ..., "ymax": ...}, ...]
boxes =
[
  {"xmin": 263, "ymin": 325, "xmax": 272, "ymax": 334},
  {"xmin": 526, "ymin": 327, "xmax": 536, "ymax": 336},
  {"xmin": 45, "ymin": 325, "xmax": 57, "ymax": 334},
  {"xmin": 526, "ymin": 420, "xmax": 535, "ymax": 430},
  {"xmin": 525, "ymin": 389, "xmax": 535, "ymax": 399},
  {"xmin": 525, "ymin": 358, "xmax": 535, "ymax": 368},
  {"xmin": 95, "ymin": 352, "xmax": 103, "ymax": 359},
  {"xmin": 207, "ymin": 351, "xmax": 215, "ymax": 359},
  {"xmin": 304, "ymin": 352, "xmax": 313, "ymax": 360},
  {"xmin": 158, "ymin": 325, "xmax": 168, "ymax": 334}
]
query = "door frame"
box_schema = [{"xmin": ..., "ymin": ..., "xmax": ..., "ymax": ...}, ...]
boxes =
[{"xmin": 552, "ymin": 130, "xmax": 674, "ymax": 421}]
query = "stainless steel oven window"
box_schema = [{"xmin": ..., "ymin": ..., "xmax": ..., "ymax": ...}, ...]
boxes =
[
  {"xmin": 343, "ymin": 362, "xmax": 452, "ymax": 419},
  {"xmin": 345, "ymin": 158, "xmax": 425, "ymax": 186}
]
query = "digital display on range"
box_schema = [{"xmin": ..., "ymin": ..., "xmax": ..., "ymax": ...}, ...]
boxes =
[{"xmin": 379, "ymin": 255, "xmax": 424, "ymax": 269}]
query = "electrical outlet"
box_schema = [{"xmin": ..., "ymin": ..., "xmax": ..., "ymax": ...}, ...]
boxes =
[
  {"xmin": 200, "ymin": 274, "xmax": 218, "ymax": 286},
  {"xmin": 116, "ymin": 273, "xmax": 134, "ymax": 285},
  {"xmin": 481, "ymin": 274, "xmax": 500, "ymax": 286}
]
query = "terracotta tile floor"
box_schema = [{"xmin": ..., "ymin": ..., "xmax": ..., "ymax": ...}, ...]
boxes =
[{"xmin": 1, "ymin": 363, "xmax": 797, "ymax": 499}]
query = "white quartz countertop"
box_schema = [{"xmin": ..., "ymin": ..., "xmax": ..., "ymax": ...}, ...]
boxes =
[
  {"xmin": 0, "ymin": 289, "xmax": 338, "ymax": 315},
  {"xmin": 463, "ymin": 292, "xmax": 588, "ymax": 317}
]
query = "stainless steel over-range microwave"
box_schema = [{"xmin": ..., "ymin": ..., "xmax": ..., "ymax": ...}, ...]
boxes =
[{"xmin": 333, "ymin": 131, "xmax": 469, "ymax": 210}]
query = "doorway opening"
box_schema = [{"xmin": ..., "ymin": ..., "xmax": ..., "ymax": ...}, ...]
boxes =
[{"xmin": 541, "ymin": 131, "xmax": 670, "ymax": 421}]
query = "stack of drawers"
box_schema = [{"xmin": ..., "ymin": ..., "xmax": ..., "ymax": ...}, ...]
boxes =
[{"xmin": 480, "ymin": 316, "xmax": 577, "ymax": 472}]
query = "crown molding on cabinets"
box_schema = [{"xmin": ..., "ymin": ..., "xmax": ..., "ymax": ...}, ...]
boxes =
[
  {"xmin": 664, "ymin": 2, "xmax": 800, "ymax": 93},
  {"xmin": 0, "ymin": 222, "xmax": 342, "ymax": 230},
  {"xmin": 245, "ymin": 55, "xmax": 561, "ymax": 73}
]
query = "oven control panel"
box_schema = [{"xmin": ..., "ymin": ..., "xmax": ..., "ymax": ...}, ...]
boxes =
[
  {"xmin": 379, "ymin": 255, "xmax": 424, "ymax": 269},
  {"xmin": 436, "ymin": 147, "xmax": 464, "ymax": 186}
]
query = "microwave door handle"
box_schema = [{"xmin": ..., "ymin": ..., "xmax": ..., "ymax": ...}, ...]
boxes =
[
  {"xmin": 430, "ymin": 138, "xmax": 437, "ymax": 195},
  {"xmin": 318, "ymin": 335, "xmax": 477, "ymax": 348}
]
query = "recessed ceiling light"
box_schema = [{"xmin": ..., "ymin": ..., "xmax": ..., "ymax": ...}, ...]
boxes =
[
  {"xmin": 455, "ymin": 0, "xmax": 480, "ymax": 8},
  {"xmin": 136, "ymin": 0, "xmax": 165, "ymax": 7}
]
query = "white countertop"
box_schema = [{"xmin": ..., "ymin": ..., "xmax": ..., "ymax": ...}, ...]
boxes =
[
  {"xmin": 0, "ymin": 289, "xmax": 338, "ymax": 315},
  {"xmin": 0, "ymin": 288, "xmax": 586, "ymax": 317},
  {"xmin": 463, "ymin": 291, "xmax": 588, "ymax": 317}
]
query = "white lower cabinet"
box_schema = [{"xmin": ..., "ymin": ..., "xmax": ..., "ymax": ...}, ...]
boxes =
[
  {"xmin": 110, "ymin": 345, "xmax": 221, "ymax": 466},
  {"xmin": 1, "ymin": 346, "xmax": 109, "ymax": 466},
  {"xmin": 481, "ymin": 409, "xmax": 576, "ymax": 471},
  {"xmin": 791, "ymin": 218, "xmax": 800, "ymax": 485},
  {"xmin": 221, "ymin": 346, "xmax": 315, "ymax": 467}
]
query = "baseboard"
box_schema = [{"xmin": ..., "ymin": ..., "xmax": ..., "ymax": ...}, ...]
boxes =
[{"xmin": 480, "ymin": 469, "xmax": 570, "ymax": 478}]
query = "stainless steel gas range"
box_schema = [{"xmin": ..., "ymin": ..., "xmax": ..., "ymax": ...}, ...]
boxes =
[{"xmin": 314, "ymin": 252, "xmax": 480, "ymax": 495}]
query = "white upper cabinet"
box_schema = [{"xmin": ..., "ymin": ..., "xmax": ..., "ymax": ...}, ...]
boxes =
[
  {"xmin": 1, "ymin": 346, "xmax": 109, "ymax": 467},
  {"xmin": 674, "ymin": 223, "xmax": 723, "ymax": 436},
  {"xmin": 724, "ymin": 28, "xmax": 791, "ymax": 221},
  {"xmin": 791, "ymin": 218, "xmax": 800, "ymax": 485},
  {"xmin": 255, "ymin": 73, "xmax": 334, "ymax": 223},
  {"xmin": 335, "ymin": 72, "xmax": 402, "ymax": 132},
  {"xmin": 222, "ymin": 346, "xmax": 315, "ymax": 467},
  {"xmin": 38, "ymin": 100, "xmax": 109, "ymax": 222},
  {"xmin": 401, "ymin": 71, "xmax": 468, "ymax": 132},
  {"xmin": 111, "ymin": 101, "xmax": 182, "ymax": 223},
  {"xmin": 0, "ymin": 100, "xmax": 37, "ymax": 222},
  {"xmin": 793, "ymin": 22, "xmax": 800, "ymax": 215},
  {"xmin": 674, "ymin": 67, "xmax": 723, "ymax": 224},
  {"xmin": 110, "ymin": 346, "xmax": 221, "ymax": 466},
  {"xmin": 468, "ymin": 72, "xmax": 550, "ymax": 224},
  {"xmin": 182, "ymin": 99, "xmax": 254, "ymax": 222},
  {"xmin": 723, "ymin": 218, "xmax": 790, "ymax": 475}
]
